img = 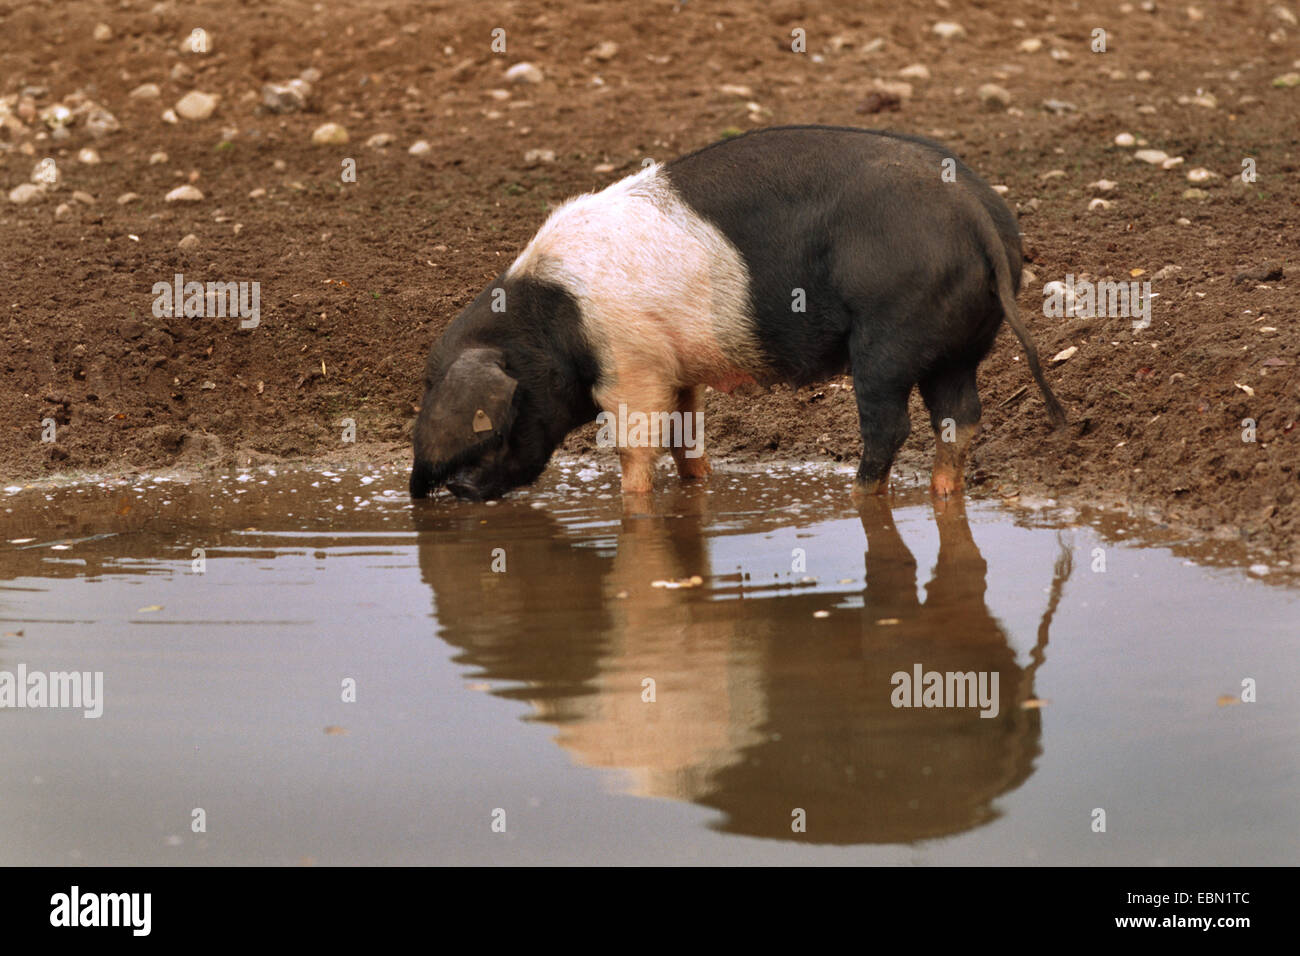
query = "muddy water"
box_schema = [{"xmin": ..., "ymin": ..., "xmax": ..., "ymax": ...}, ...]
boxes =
[{"xmin": 0, "ymin": 462, "xmax": 1296, "ymax": 865}]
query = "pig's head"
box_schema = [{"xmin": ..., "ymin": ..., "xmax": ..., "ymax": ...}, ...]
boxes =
[{"xmin": 410, "ymin": 277, "xmax": 599, "ymax": 501}]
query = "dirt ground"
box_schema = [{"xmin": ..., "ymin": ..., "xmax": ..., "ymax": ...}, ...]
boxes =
[{"xmin": 1, "ymin": 0, "xmax": 1297, "ymax": 563}]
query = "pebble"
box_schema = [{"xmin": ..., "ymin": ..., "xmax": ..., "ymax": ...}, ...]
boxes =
[
  {"xmin": 365, "ymin": 132, "xmax": 395, "ymax": 148},
  {"xmin": 248, "ymin": 187, "xmax": 267, "ymax": 199},
  {"xmin": 85, "ymin": 108, "xmax": 120, "ymax": 137},
  {"xmin": 505, "ymin": 62, "xmax": 544, "ymax": 84},
  {"xmin": 932, "ymin": 22, "xmax": 967, "ymax": 39},
  {"xmin": 523, "ymin": 148, "xmax": 556, "ymax": 166},
  {"xmin": 898, "ymin": 63, "xmax": 931, "ymax": 80},
  {"xmin": 149, "ymin": 151, "xmax": 168, "ymax": 165},
  {"xmin": 55, "ymin": 202, "xmax": 71, "ymax": 217},
  {"xmin": 262, "ymin": 80, "xmax": 311, "ymax": 113},
  {"xmin": 129, "ymin": 83, "xmax": 161, "ymax": 100},
  {"xmin": 77, "ymin": 147, "xmax": 101, "ymax": 164},
  {"xmin": 408, "ymin": 140, "xmax": 432, "ymax": 156},
  {"xmin": 175, "ymin": 91, "xmax": 218, "ymax": 121},
  {"xmin": 8, "ymin": 183, "xmax": 45, "ymax": 204},
  {"xmin": 30, "ymin": 158, "xmax": 59, "ymax": 186},
  {"xmin": 978, "ymin": 83, "xmax": 1011, "ymax": 110},
  {"xmin": 1018, "ymin": 37, "xmax": 1043, "ymax": 53},
  {"xmin": 164, "ymin": 185, "xmax": 204, "ymax": 202},
  {"xmin": 40, "ymin": 103, "xmax": 72, "ymax": 129},
  {"xmin": 1089, "ymin": 179, "xmax": 1118, "ymax": 192},
  {"xmin": 93, "ymin": 23, "xmax": 112, "ymax": 42},
  {"xmin": 1114, "ymin": 132, "xmax": 1136, "ymax": 147},
  {"xmin": 719, "ymin": 83, "xmax": 754, "ymax": 97},
  {"xmin": 161, "ymin": 109, "xmax": 179, "ymax": 124},
  {"xmin": 310, "ymin": 122, "xmax": 349, "ymax": 145},
  {"xmin": 1041, "ymin": 98, "xmax": 1077, "ymax": 114},
  {"xmin": 1271, "ymin": 72, "xmax": 1300, "ymax": 87},
  {"xmin": 180, "ymin": 30, "xmax": 211, "ymax": 54},
  {"xmin": 1134, "ymin": 148, "xmax": 1168, "ymax": 164},
  {"xmin": 116, "ymin": 192, "xmax": 141, "ymax": 204},
  {"xmin": 178, "ymin": 233, "xmax": 200, "ymax": 251},
  {"xmin": 1051, "ymin": 346, "xmax": 1078, "ymax": 364},
  {"xmin": 1182, "ymin": 188, "xmax": 1210, "ymax": 199},
  {"xmin": 300, "ymin": 67, "xmax": 323, "ymax": 83},
  {"xmin": 590, "ymin": 41, "xmax": 618, "ymax": 61},
  {"xmin": 71, "ymin": 190, "xmax": 95, "ymax": 205},
  {"xmin": 1186, "ymin": 167, "xmax": 1217, "ymax": 183},
  {"xmin": 593, "ymin": 162, "xmax": 616, "ymax": 173},
  {"xmin": 1088, "ymin": 198, "xmax": 1114, "ymax": 211},
  {"xmin": 1161, "ymin": 156, "xmax": 1185, "ymax": 169}
]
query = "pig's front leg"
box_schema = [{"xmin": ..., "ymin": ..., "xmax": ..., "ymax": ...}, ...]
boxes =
[
  {"xmin": 597, "ymin": 379, "xmax": 675, "ymax": 495},
  {"xmin": 670, "ymin": 385, "xmax": 711, "ymax": 482},
  {"xmin": 618, "ymin": 446, "xmax": 659, "ymax": 494}
]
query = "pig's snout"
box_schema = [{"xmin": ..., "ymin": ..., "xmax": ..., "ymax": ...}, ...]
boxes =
[{"xmin": 445, "ymin": 470, "xmax": 484, "ymax": 501}]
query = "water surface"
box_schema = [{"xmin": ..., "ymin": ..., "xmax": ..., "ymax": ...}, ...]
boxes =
[{"xmin": 0, "ymin": 462, "xmax": 1295, "ymax": 864}]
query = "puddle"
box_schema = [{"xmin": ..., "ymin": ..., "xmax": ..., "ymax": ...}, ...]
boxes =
[{"xmin": 0, "ymin": 462, "xmax": 1296, "ymax": 864}]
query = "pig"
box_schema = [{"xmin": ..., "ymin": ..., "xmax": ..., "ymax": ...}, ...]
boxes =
[{"xmin": 410, "ymin": 124, "xmax": 1065, "ymax": 501}]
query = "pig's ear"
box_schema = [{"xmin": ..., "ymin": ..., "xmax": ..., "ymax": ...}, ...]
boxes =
[{"xmin": 426, "ymin": 348, "xmax": 519, "ymax": 462}]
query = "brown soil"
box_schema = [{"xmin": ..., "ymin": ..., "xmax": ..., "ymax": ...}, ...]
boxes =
[{"xmin": 2, "ymin": 0, "xmax": 1297, "ymax": 564}]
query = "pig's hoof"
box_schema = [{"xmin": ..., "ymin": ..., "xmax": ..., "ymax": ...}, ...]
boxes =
[
  {"xmin": 676, "ymin": 458, "xmax": 713, "ymax": 481},
  {"xmin": 929, "ymin": 472, "xmax": 963, "ymax": 499},
  {"xmin": 850, "ymin": 477, "xmax": 890, "ymax": 502}
]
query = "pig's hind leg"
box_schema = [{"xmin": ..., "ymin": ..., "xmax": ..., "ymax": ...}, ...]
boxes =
[
  {"xmin": 670, "ymin": 385, "xmax": 712, "ymax": 482},
  {"xmin": 919, "ymin": 364, "xmax": 981, "ymax": 498},
  {"xmin": 847, "ymin": 326, "xmax": 914, "ymax": 495}
]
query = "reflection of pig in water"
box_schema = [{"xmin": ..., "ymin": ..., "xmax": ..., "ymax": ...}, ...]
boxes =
[
  {"xmin": 414, "ymin": 495, "xmax": 1072, "ymax": 845},
  {"xmin": 410, "ymin": 125, "xmax": 1065, "ymax": 503}
]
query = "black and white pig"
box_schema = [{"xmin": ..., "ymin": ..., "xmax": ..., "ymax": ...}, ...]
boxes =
[{"xmin": 410, "ymin": 125, "xmax": 1064, "ymax": 501}]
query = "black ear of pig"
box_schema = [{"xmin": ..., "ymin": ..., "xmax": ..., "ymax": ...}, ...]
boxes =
[{"xmin": 426, "ymin": 348, "xmax": 520, "ymax": 463}]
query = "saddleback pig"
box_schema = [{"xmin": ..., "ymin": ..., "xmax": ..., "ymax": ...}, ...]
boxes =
[{"xmin": 410, "ymin": 125, "xmax": 1064, "ymax": 501}]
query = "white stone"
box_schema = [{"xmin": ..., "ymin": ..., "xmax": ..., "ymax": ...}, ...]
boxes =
[
  {"xmin": 175, "ymin": 91, "xmax": 218, "ymax": 121},
  {"xmin": 311, "ymin": 122, "xmax": 349, "ymax": 145},
  {"xmin": 504, "ymin": 62, "xmax": 544, "ymax": 84},
  {"xmin": 165, "ymin": 185, "xmax": 204, "ymax": 202},
  {"xmin": 8, "ymin": 183, "xmax": 45, "ymax": 204},
  {"xmin": 1134, "ymin": 149, "xmax": 1168, "ymax": 165}
]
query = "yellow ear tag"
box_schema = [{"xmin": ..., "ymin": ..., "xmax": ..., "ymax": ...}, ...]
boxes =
[{"xmin": 472, "ymin": 409, "xmax": 493, "ymax": 433}]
